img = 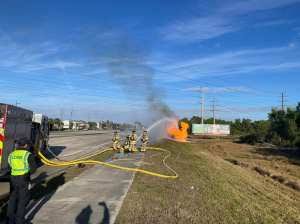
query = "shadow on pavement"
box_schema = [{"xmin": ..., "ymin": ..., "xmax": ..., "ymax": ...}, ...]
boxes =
[
  {"xmin": 0, "ymin": 172, "xmax": 66, "ymax": 223},
  {"xmin": 31, "ymin": 172, "xmax": 48, "ymax": 186},
  {"xmin": 99, "ymin": 202, "xmax": 110, "ymax": 224},
  {"xmin": 26, "ymin": 172, "xmax": 66, "ymax": 222},
  {"xmin": 75, "ymin": 201, "xmax": 110, "ymax": 224},
  {"xmin": 75, "ymin": 205, "xmax": 93, "ymax": 224},
  {"xmin": 45, "ymin": 146, "xmax": 66, "ymax": 159},
  {"xmin": 35, "ymin": 146, "xmax": 66, "ymax": 168}
]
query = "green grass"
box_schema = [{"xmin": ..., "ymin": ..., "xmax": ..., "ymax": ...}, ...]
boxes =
[{"xmin": 116, "ymin": 140, "xmax": 300, "ymax": 224}]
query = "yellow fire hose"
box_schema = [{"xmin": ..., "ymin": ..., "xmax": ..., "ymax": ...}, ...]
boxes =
[{"xmin": 38, "ymin": 147, "xmax": 178, "ymax": 179}]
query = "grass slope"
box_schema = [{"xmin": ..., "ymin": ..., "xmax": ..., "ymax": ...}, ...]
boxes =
[{"xmin": 116, "ymin": 140, "xmax": 300, "ymax": 224}]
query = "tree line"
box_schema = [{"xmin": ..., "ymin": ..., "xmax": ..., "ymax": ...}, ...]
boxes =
[{"xmin": 181, "ymin": 102, "xmax": 300, "ymax": 147}]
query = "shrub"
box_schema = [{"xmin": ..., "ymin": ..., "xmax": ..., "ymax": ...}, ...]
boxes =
[
  {"xmin": 269, "ymin": 133, "xmax": 282, "ymax": 146},
  {"xmin": 294, "ymin": 135, "xmax": 300, "ymax": 148},
  {"xmin": 240, "ymin": 133, "xmax": 264, "ymax": 145}
]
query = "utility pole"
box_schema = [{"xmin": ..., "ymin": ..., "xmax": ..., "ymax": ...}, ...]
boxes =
[
  {"xmin": 60, "ymin": 108, "xmax": 64, "ymax": 121},
  {"xmin": 209, "ymin": 98, "xmax": 219, "ymax": 125},
  {"xmin": 281, "ymin": 92, "xmax": 284, "ymax": 111},
  {"xmin": 280, "ymin": 92, "xmax": 287, "ymax": 111},
  {"xmin": 200, "ymin": 88, "xmax": 205, "ymax": 124},
  {"xmin": 212, "ymin": 99, "xmax": 216, "ymax": 125},
  {"xmin": 70, "ymin": 108, "xmax": 74, "ymax": 121}
]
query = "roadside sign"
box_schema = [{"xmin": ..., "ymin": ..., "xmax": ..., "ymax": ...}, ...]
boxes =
[{"xmin": 192, "ymin": 124, "xmax": 230, "ymax": 135}]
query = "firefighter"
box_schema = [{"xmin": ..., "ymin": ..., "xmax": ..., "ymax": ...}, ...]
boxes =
[
  {"xmin": 140, "ymin": 130, "xmax": 149, "ymax": 152},
  {"xmin": 129, "ymin": 130, "xmax": 138, "ymax": 152},
  {"xmin": 123, "ymin": 135, "xmax": 130, "ymax": 152},
  {"xmin": 7, "ymin": 138, "xmax": 37, "ymax": 224},
  {"xmin": 112, "ymin": 130, "xmax": 121, "ymax": 151}
]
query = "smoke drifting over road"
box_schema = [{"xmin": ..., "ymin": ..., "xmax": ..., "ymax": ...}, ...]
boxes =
[{"xmin": 101, "ymin": 36, "xmax": 174, "ymax": 120}]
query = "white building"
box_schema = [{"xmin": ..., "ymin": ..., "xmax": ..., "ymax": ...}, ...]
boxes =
[
  {"xmin": 63, "ymin": 120, "xmax": 71, "ymax": 130},
  {"xmin": 72, "ymin": 121, "xmax": 89, "ymax": 131},
  {"xmin": 96, "ymin": 122, "xmax": 102, "ymax": 130}
]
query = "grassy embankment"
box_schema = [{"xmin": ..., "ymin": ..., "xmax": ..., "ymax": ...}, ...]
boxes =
[{"xmin": 116, "ymin": 140, "xmax": 300, "ymax": 224}]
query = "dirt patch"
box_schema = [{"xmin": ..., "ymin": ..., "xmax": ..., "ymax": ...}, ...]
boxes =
[
  {"xmin": 271, "ymin": 175, "xmax": 287, "ymax": 183},
  {"xmin": 226, "ymin": 157, "xmax": 300, "ymax": 192},
  {"xmin": 225, "ymin": 158, "xmax": 249, "ymax": 168},
  {"xmin": 285, "ymin": 181, "xmax": 300, "ymax": 191},
  {"xmin": 200, "ymin": 139, "xmax": 300, "ymax": 192},
  {"xmin": 253, "ymin": 166, "xmax": 271, "ymax": 177}
]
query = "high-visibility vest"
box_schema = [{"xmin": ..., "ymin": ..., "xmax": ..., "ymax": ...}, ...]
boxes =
[{"xmin": 8, "ymin": 150, "xmax": 31, "ymax": 176}]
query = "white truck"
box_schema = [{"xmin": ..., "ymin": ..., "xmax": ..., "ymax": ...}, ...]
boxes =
[
  {"xmin": 63, "ymin": 120, "xmax": 71, "ymax": 130},
  {"xmin": 0, "ymin": 104, "xmax": 49, "ymax": 178}
]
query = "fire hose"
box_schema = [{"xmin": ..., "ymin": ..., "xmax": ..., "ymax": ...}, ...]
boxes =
[{"xmin": 38, "ymin": 147, "xmax": 178, "ymax": 179}]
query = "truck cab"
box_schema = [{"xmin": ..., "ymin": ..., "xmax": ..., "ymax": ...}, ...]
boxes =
[
  {"xmin": 32, "ymin": 113, "xmax": 50, "ymax": 153},
  {"xmin": 0, "ymin": 104, "xmax": 33, "ymax": 177},
  {"xmin": 0, "ymin": 104, "xmax": 49, "ymax": 177}
]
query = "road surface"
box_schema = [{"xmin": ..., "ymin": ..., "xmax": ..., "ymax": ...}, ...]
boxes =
[
  {"xmin": 31, "ymin": 153, "xmax": 144, "ymax": 224},
  {"xmin": 1, "ymin": 130, "xmax": 143, "ymax": 224},
  {"xmin": 0, "ymin": 130, "xmax": 115, "ymax": 206},
  {"xmin": 49, "ymin": 130, "xmax": 113, "ymax": 159}
]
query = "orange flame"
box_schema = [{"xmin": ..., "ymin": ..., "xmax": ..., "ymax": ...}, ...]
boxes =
[{"xmin": 167, "ymin": 121, "xmax": 189, "ymax": 142}]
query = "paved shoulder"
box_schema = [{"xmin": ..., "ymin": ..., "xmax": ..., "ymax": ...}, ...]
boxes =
[{"xmin": 32, "ymin": 153, "xmax": 143, "ymax": 224}]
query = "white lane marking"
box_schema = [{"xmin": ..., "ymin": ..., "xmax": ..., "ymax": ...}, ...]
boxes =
[{"xmin": 25, "ymin": 196, "xmax": 45, "ymax": 220}]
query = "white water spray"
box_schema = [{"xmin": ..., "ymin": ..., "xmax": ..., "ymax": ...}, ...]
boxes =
[{"xmin": 137, "ymin": 117, "xmax": 177, "ymax": 144}]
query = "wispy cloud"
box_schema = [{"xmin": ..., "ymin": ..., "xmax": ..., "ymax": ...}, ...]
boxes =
[
  {"xmin": 294, "ymin": 27, "xmax": 300, "ymax": 36},
  {"xmin": 162, "ymin": 0, "xmax": 300, "ymax": 42},
  {"xmin": 0, "ymin": 32, "xmax": 81, "ymax": 73},
  {"xmin": 156, "ymin": 45, "xmax": 300, "ymax": 81},
  {"xmin": 221, "ymin": 0, "xmax": 300, "ymax": 15},
  {"xmin": 163, "ymin": 16, "xmax": 237, "ymax": 42},
  {"xmin": 185, "ymin": 86, "xmax": 252, "ymax": 94},
  {"xmin": 254, "ymin": 19, "xmax": 293, "ymax": 28}
]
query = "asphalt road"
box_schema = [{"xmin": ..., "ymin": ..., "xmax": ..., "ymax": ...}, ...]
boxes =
[
  {"xmin": 49, "ymin": 130, "xmax": 114, "ymax": 159},
  {"xmin": 32, "ymin": 153, "xmax": 143, "ymax": 224},
  {"xmin": 32, "ymin": 130, "xmax": 116, "ymax": 184}
]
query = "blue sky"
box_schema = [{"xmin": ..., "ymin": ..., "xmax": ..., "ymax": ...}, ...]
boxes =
[{"xmin": 0, "ymin": 0, "xmax": 300, "ymax": 123}]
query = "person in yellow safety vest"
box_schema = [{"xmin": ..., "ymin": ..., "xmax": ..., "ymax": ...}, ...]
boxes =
[
  {"xmin": 140, "ymin": 130, "xmax": 149, "ymax": 152},
  {"xmin": 112, "ymin": 131, "xmax": 121, "ymax": 151},
  {"xmin": 7, "ymin": 138, "xmax": 37, "ymax": 224},
  {"xmin": 129, "ymin": 130, "xmax": 138, "ymax": 152}
]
